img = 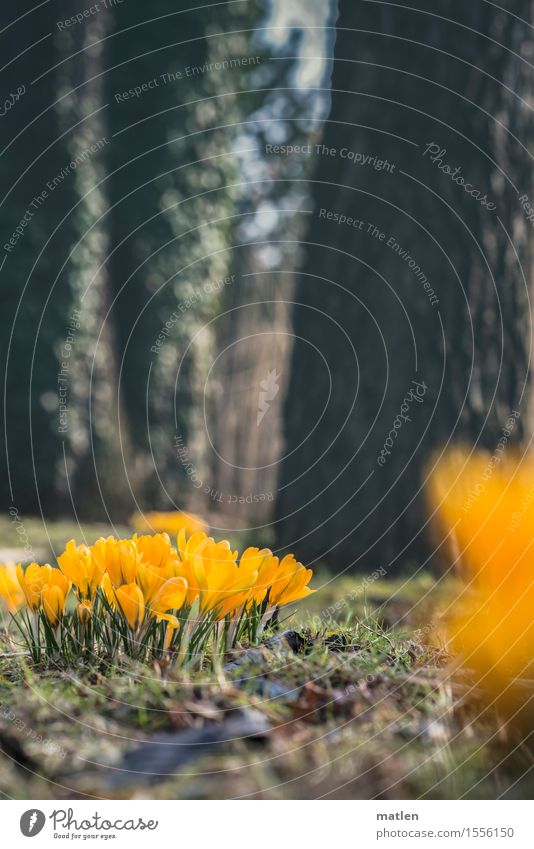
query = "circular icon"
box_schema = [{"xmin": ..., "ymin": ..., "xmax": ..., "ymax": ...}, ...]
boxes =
[{"xmin": 20, "ymin": 810, "xmax": 46, "ymax": 837}]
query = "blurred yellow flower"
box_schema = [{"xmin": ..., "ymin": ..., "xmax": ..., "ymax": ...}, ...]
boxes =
[
  {"xmin": 130, "ymin": 510, "xmax": 208, "ymax": 537},
  {"xmin": 0, "ymin": 563, "xmax": 25, "ymax": 613},
  {"xmin": 428, "ymin": 448, "xmax": 534, "ymax": 711}
]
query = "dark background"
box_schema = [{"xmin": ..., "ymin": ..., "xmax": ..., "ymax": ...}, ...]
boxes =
[{"xmin": 1, "ymin": 0, "xmax": 532, "ymax": 571}]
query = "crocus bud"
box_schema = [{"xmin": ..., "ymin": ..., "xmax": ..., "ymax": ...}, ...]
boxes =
[{"xmin": 77, "ymin": 601, "xmax": 92, "ymax": 624}]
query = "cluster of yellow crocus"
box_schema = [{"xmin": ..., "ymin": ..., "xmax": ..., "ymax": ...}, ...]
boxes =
[
  {"xmin": 16, "ymin": 563, "xmax": 70, "ymax": 628},
  {"xmin": 173, "ymin": 530, "xmax": 313, "ymax": 619},
  {"xmin": 428, "ymin": 447, "xmax": 534, "ymax": 714},
  {"xmin": 0, "ymin": 529, "xmax": 313, "ymax": 664}
]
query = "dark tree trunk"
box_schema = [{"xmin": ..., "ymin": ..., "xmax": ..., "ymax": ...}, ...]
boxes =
[{"xmin": 276, "ymin": 0, "xmax": 534, "ymax": 572}]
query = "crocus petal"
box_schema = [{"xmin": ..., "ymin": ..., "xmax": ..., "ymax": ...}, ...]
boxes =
[
  {"xmin": 114, "ymin": 583, "xmax": 145, "ymax": 631},
  {"xmin": 42, "ymin": 584, "xmax": 65, "ymax": 628},
  {"xmin": 150, "ymin": 577, "xmax": 188, "ymax": 617}
]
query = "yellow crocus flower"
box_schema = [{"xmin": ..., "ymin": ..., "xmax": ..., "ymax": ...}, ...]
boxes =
[
  {"xmin": 192, "ymin": 547, "xmax": 257, "ymax": 620},
  {"xmin": 240, "ymin": 547, "xmax": 279, "ymax": 607},
  {"xmin": 135, "ymin": 561, "xmax": 166, "ymax": 604},
  {"xmin": 132, "ymin": 532, "xmax": 178, "ymax": 569},
  {"xmin": 176, "ymin": 529, "xmax": 248, "ymax": 617},
  {"xmin": 17, "ymin": 563, "xmax": 70, "ymax": 611},
  {"xmin": 173, "ymin": 530, "xmax": 211, "ymax": 605},
  {"xmin": 149, "ymin": 576, "xmax": 188, "ymax": 627},
  {"xmin": 196, "ymin": 537, "xmax": 239, "ymax": 575},
  {"xmin": 136, "ymin": 560, "xmax": 187, "ymax": 611},
  {"xmin": 110, "ymin": 574, "xmax": 186, "ymax": 631},
  {"xmin": 58, "ymin": 540, "xmax": 103, "ymax": 599},
  {"xmin": 176, "ymin": 528, "xmax": 210, "ymax": 561},
  {"xmin": 91, "ymin": 537, "xmax": 141, "ymax": 586},
  {"xmin": 17, "ymin": 562, "xmax": 49, "ymax": 610},
  {"xmin": 268, "ymin": 554, "xmax": 314, "ymax": 608},
  {"xmin": 47, "ymin": 566, "xmax": 70, "ymax": 597},
  {"xmin": 42, "ymin": 583, "xmax": 67, "ymax": 628}
]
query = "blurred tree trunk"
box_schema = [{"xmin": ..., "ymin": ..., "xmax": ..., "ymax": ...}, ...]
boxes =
[
  {"xmin": 104, "ymin": 2, "xmax": 247, "ymax": 515},
  {"xmin": 276, "ymin": 0, "xmax": 534, "ymax": 571},
  {"xmin": 56, "ymin": 2, "xmax": 134, "ymax": 522},
  {"xmin": 206, "ymin": 41, "xmax": 320, "ymax": 528},
  {"xmin": 211, "ymin": 259, "xmax": 295, "ymax": 526},
  {"xmin": 0, "ymin": 3, "xmax": 82, "ymax": 514}
]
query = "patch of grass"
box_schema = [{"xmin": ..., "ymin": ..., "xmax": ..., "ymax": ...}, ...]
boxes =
[
  {"xmin": 0, "ymin": 574, "xmax": 531, "ymax": 800},
  {"xmin": 0, "ymin": 515, "xmax": 270, "ymax": 568},
  {"xmin": 0, "ymin": 515, "xmax": 131, "ymax": 562}
]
